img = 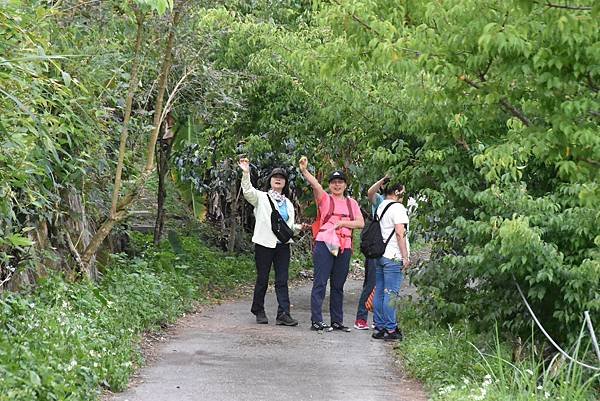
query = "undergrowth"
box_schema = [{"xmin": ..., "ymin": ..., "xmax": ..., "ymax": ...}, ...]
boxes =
[
  {"xmin": 0, "ymin": 233, "xmax": 267, "ymax": 401},
  {"xmin": 396, "ymin": 301, "xmax": 600, "ymax": 401}
]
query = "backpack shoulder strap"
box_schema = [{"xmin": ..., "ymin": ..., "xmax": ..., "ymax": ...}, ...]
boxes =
[
  {"xmin": 376, "ymin": 201, "xmax": 398, "ymax": 221},
  {"xmin": 345, "ymin": 197, "xmax": 354, "ymax": 221},
  {"xmin": 266, "ymin": 194, "xmax": 277, "ymax": 212},
  {"xmin": 321, "ymin": 194, "xmax": 335, "ymax": 224},
  {"xmin": 380, "ymin": 202, "xmax": 401, "ymax": 247}
]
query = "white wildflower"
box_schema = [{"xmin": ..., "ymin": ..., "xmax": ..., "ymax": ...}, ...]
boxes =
[
  {"xmin": 470, "ymin": 386, "xmax": 487, "ymax": 401},
  {"xmin": 438, "ymin": 384, "xmax": 456, "ymax": 395},
  {"xmin": 65, "ymin": 359, "xmax": 78, "ymax": 372}
]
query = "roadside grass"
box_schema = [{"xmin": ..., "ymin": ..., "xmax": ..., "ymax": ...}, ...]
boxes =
[
  {"xmin": 395, "ymin": 301, "xmax": 600, "ymax": 401},
  {"xmin": 0, "ymin": 233, "xmax": 298, "ymax": 401}
]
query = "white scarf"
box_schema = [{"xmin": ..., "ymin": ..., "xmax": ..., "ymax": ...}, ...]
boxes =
[{"xmin": 268, "ymin": 189, "xmax": 287, "ymax": 204}]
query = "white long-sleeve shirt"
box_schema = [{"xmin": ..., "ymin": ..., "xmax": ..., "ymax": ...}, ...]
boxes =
[{"xmin": 241, "ymin": 171, "xmax": 299, "ymax": 248}]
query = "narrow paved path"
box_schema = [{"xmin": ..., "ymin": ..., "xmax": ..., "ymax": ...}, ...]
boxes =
[{"xmin": 109, "ymin": 279, "xmax": 427, "ymax": 401}]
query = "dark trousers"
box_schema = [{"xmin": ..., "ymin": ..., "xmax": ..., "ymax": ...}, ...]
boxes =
[
  {"xmin": 251, "ymin": 243, "xmax": 291, "ymax": 317},
  {"xmin": 356, "ymin": 258, "xmax": 377, "ymax": 321},
  {"xmin": 310, "ymin": 241, "xmax": 352, "ymax": 324}
]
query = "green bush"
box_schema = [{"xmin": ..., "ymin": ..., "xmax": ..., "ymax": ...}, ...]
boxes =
[{"xmin": 0, "ymin": 235, "xmax": 257, "ymax": 401}]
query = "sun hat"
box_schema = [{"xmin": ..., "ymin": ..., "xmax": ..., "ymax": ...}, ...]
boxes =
[{"xmin": 267, "ymin": 167, "xmax": 288, "ymax": 182}]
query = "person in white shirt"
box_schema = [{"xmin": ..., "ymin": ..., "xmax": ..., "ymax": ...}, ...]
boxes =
[
  {"xmin": 353, "ymin": 175, "xmax": 389, "ymax": 330},
  {"xmin": 239, "ymin": 158, "xmax": 300, "ymax": 326},
  {"xmin": 371, "ymin": 183, "xmax": 410, "ymax": 341}
]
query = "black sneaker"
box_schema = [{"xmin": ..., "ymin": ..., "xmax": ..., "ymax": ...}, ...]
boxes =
[
  {"xmin": 310, "ymin": 321, "xmax": 333, "ymax": 332},
  {"xmin": 331, "ymin": 322, "xmax": 351, "ymax": 332},
  {"xmin": 371, "ymin": 327, "xmax": 386, "ymax": 339},
  {"xmin": 384, "ymin": 329, "xmax": 403, "ymax": 342},
  {"xmin": 255, "ymin": 311, "xmax": 268, "ymax": 324},
  {"xmin": 276, "ymin": 313, "xmax": 298, "ymax": 326}
]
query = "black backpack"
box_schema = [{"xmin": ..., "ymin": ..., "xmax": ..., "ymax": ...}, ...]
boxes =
[{"xmin": 359, "ymin": 202, "xmax": 398, "ymax": 258}]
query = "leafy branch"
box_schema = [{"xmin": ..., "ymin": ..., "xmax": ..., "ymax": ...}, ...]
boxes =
[
  {"xmin": 541, "ymin": 2, "xmax": 592, "ymax": 11},
  {"xmin": 459, "ymin": 75, "xmax": 532, "ymax": 127}
]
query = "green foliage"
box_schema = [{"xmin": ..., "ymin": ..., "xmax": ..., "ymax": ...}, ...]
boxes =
[
  {"xmin": 397, "ymin": 302, "xmax": 600, "ymax": 400},
  {"xmin": 0, "ymin": 0, "xmax": 155, "ymax": 276},
  {"xmin": 0, "ymin": 235, "xmax": 255, "ymax": 400},
  {"xmin": 135, "ymin": 0, "xmax": 173, "ymax": 15}
]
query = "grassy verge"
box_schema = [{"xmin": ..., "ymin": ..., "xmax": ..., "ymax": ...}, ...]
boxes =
[
  {"xmin": 395, "ymin": 302, "xmax": 599, "ymax": 401},
  {"xmin": 0, "ymin": 233, "xmax": 304, "ymax": 401}
]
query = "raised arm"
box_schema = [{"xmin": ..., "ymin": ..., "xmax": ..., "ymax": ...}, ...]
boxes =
[
  {"xmin": 239, "ymin": 157, "xmax": 259, "ymax": 207},
  {"xmin": 367, "ymin": 175, "xmax": 389, "ymax": 203},
  {"xmin": 298, "ymin": 156, "xmax": 326, "ymax": 201}
]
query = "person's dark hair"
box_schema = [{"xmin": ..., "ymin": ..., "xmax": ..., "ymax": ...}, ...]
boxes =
[{"xmin": 383, "ymin": 182, "xmax": 405, "ymax": 198}]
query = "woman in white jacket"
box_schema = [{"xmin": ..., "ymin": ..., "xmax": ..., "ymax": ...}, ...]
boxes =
[{"xmin": 239, "ymin": 158, "xmax": 299, "ymax": 326}]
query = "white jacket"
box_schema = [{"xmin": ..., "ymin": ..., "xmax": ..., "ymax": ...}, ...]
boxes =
[{"xmin": 241, "ymin": 171, "xmax": 298, "ymax": 248}]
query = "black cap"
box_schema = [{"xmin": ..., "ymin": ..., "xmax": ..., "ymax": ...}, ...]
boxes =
[
  {"xmin": 268, "ymin": 167, "xmax": 288, "ymax": 181},
  {"xmin": 328, "ymin": 170, "xmax": 347, "ymax": 183}
]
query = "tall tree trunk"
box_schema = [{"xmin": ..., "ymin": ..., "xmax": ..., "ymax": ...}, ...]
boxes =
[
  {"xmin": 144, "ymin": 11, "xmax": 180, "ymax": 171},
  {"xmin": 81, "ymin": 8, "xmax": 181, "ymax": 268},
  {"xmin": 227, "ymin": 180, "xmax": 239, "ymax": 253},
  {"xmin": 154, "ymin": 144, "xmax": 168, "ymax": 245},
  {"xmin": 153, "ymin": 117, "xmax": 177, "ymax": 245},
  {"xmin": 110, "ymin": 9, "xmax": 145, "ymax": 219}
]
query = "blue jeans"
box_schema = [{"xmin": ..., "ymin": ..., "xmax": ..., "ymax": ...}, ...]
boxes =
[
  {"xmin": 311, "ymin": 241, "xmax": 352, "ymax": 323},
  {"xmin": 373, "ymin": 257, "xmax": 404, "ymax": 331},
  {"xmin": 355, "ymin": 258, "xmax": 377, "ymax": 321}
]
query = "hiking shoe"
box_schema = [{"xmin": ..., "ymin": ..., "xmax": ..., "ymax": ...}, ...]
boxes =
[
  {"xmin": 384, "ymin": 329, "xmax": 403, "ymax": 342},
  {"xmin": 354, "ymin": 319, "xmax": 369, "ymax": 330},
  {"xmin": 255, "ymin": 311, "xmax": 268, "ymax": 324},
  {"xmin": 371, "ymin": 327, "xmax": 386, "ymax": 339},
  {"xmin": 311, "ymin": 321, "xmax": 333, "ymax": 332},
  {"xmin": 276, "ymin": 313, "xmax": 298, "ymax": 326},
  {"xmin": 331, "ymin": 322, "xmax": 351, "ymax": 332}
]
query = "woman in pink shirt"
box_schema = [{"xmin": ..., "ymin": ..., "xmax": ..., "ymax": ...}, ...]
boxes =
[{"xmin": 299, "ymin": 157, "xmax": 364, "ymax": 332}]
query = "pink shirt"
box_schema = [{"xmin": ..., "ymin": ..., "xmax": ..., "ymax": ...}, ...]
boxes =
[{"xmin": 315, "ymin": 193, "xmax": 361, "ymax": 249}]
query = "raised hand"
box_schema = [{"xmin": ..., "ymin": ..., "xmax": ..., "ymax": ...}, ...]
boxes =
[
  {"xmin": 239, "ymin": 157, "xmax": 250, "ymax": 173},
  {"xmin": 298, "ymin": 155, "xmax": 324, "ymax": 198},
  {"xmin": 299, "ymin": 156, "xmax": 308, "ymax": 171}
]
